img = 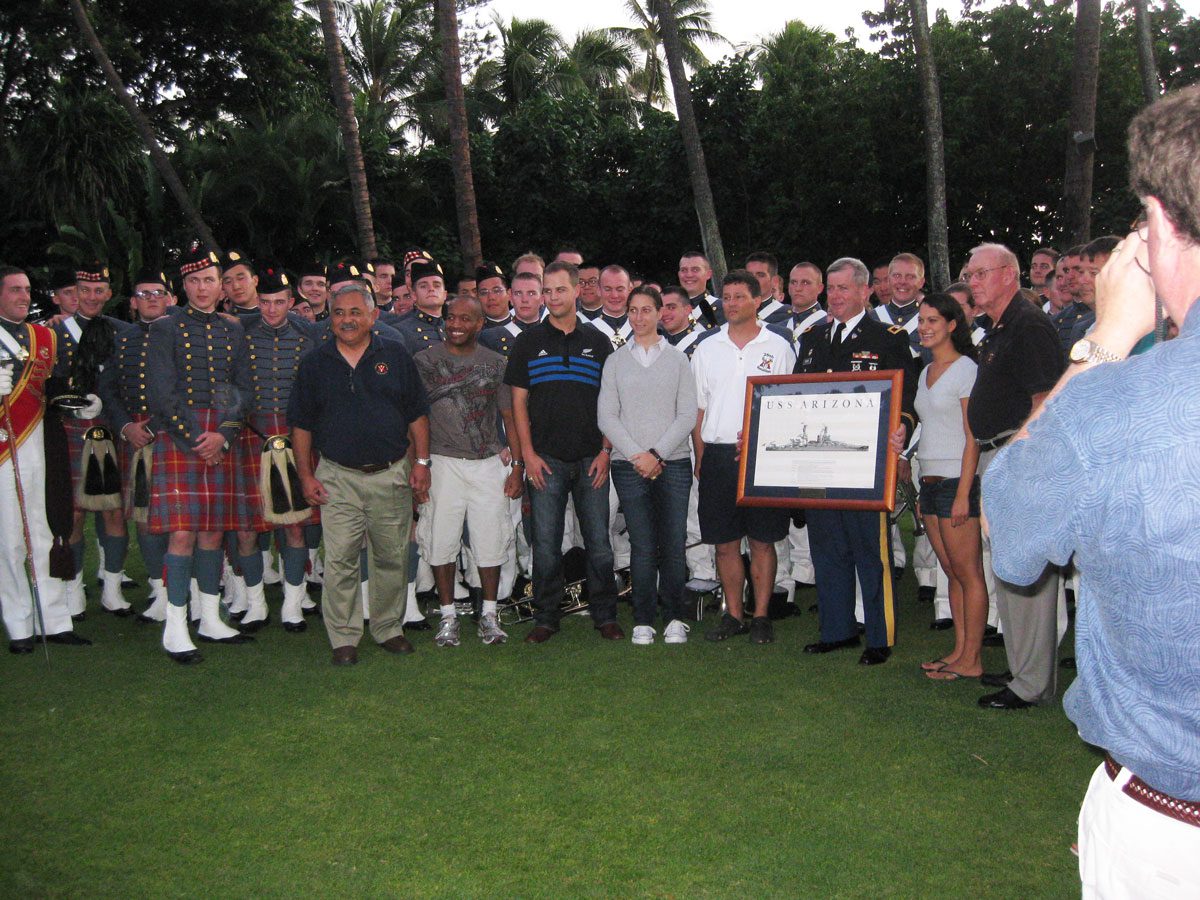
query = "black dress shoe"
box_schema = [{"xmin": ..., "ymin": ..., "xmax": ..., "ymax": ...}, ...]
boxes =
[
  {"xmin": 982, "ymin": 633, "xmax": 1005, "ymax": 647},
  {"xmin": 239, "ymin": 614, "xmax": 271, "ymax": 633},
  {"xmin": 103, "ymin": 606, "xmax": 133, "ymax": 618},
  {"xmin": 859, "ymin": 646, "xmax": 891, "ymax": 666},
  {"xmin": 917, "ymin": 585, "xmax": 935, "ymax": 603},
  {"xmin": 404, "ymin": 617, "xmax": 432, "ymax": 632},
  {"xmin": 978, "ymin": 687, "xmax": 1034, "ymax": 710},
  {"xmin": 227, "ymin": 609, "xmax": 247, "ymax": 622},
  {"xmin": 807, "ymin": 602, "xmax": 818, "ymax": 613},
  {"xmin": 980, "ymin": 670, "xmax": 1013, "ymax": 688},
  {"xmin": 9, "ymin": 638, "xmax": 35, "ymax": 654},
  {"xmin": 167, "ymin": 649, "xmax": 203, "ymax": 665},
  {"xmin": 45, "ymin": 632, "xmax": 92, "ymax": 646},
  {"xmin": 71, "ymin": 612, "xmax": 86, "ymax": 623},
  {"xmin": 197, "ymin": 632, "xmax": 254, "ymax": 644},
  {"xmin": 930, "ymin": 617, "xmax": 953, "ymax": 630},
  {"xmin": 283, "ymin": 620, "xmax": 308, "ymax": 633},
  {"xmin": 1060, "ymin": 657, "xmax": 1076, "ymax": 669},
  {"xmin": 984, "ymin": 624, "xmax": 998, "ymax": 636},
  {"xmin": 892, "ymin": 566, "xmax": 905, "ymax": 582},
  {"xmin": 803, "ymin": 636, "xmax": 861, "ymax": 654},
  {"xmin": 302, "ymin": 602, "xmax": 321, "ymax": 616}
]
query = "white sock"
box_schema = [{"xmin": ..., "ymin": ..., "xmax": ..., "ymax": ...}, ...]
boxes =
[
  {"xmin": 440, "ymin": 604, "xmax": 456, "ymax": 619},
  {"xmin": 482, "ymin": 600, "xmax": 498, "ymax": 616}
]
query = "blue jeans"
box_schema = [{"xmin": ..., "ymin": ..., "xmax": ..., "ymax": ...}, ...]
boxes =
[
  {"xmin": 528, "ymin": 454, "xmax": 617, "ymax": 629},
  {"xmin": 610, "ymin": 458, "xmax": 691, "ymax": 626}
]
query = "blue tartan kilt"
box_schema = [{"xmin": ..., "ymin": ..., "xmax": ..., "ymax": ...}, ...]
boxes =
[{"xmin": 143, "ymin": 408, "xmax": 250, "ymax": 534}]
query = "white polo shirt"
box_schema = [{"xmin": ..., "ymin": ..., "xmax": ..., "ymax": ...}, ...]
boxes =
[{"xmin": 692, "ymin": 323, "xmax": 796, "ymax": 444}]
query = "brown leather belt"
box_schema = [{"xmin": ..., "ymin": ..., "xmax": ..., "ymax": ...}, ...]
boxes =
[
  {"xmin": 347, "ymin": 459, "xmax": 400, "ymax": 474},
  {"xmin": 919, "ymin": 476, "xmax": 945, "ymax": 486},
  {"xmin": 1105, "ymin": 754, "xmax": 1200, "ymax": 829}
]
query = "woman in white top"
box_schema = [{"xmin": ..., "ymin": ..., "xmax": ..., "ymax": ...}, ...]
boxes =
[{"xmin": 913, "ymin": 293, "xmax": 987, "ymax": 681}]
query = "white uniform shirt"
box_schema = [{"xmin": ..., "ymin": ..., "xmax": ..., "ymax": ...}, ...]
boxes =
[{"xmin": 691, "ymin": 324, "xmax": 796, "ymax": 444}]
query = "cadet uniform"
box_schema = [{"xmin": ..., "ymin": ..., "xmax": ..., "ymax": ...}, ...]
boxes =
[
  {"xmin": 796, "ymin": 311, "xmax": 918, "ymax": 660},
  {"xmin": 395, "ymin": 308, "xmax": 445, "ymax": 356}
]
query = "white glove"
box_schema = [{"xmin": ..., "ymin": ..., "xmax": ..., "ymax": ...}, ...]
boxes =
[
  {"xmin": 77, "ymin": 393, "xmax": 103, "ymax": 419},
  {"xmin": 0, "ymin": 366, "xmax": 12, "ymax": 398}
]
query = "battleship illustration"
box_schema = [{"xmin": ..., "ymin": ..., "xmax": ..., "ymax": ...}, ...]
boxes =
[{"xmin": 764, "ymin": 424, "xmax": 868, "ymax": 452}]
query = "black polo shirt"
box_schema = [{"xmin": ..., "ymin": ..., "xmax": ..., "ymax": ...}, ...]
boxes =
[
  {"xmin": 967, "ymin": 292, "xmax": 1063, "ymax": 443},
  {"xmin": 503, "ymin": 317, "xmax": 612, "ymax": 462},
  {"xmin": 288, "ymin": 334, "xmax": 429, "ymax": 468}
]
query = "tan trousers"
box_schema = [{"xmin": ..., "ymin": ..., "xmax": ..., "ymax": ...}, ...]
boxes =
[{"xmin": 317, "ymin": 457, "xmax": 412, "ymax": 649}]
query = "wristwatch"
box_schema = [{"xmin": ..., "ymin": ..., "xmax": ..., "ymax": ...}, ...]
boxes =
[
  {"xmin": 415, "ymin": 457, "xmax": 431, "ymax": 467},
  {"xmin": 1069, "ymin": 338, "xmax": 1123, "ymax": 365}
]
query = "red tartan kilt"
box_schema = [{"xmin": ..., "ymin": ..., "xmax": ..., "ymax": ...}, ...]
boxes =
[
  {"xmin": 240, "ymin": 413, "xmax": 319, "ymax": 532},
  {"xmin": 62, "ymin": 415, "xmax": 106, "ymax": 494},
  {"xmin": 143, "ymin": 408, "xmax": 252, "ymax": 535}
]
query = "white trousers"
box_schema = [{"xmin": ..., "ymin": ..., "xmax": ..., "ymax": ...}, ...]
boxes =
[
  {"xmin": 1079, "ymin": 761, "xmax": 1200, "ymax": 899},
  {"xmin": 0, "ymin": 423, "xmax": 71, "ymax": 640}
]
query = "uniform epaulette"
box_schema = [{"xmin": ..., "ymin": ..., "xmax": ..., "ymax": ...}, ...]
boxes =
[
  {"xmin": 801, "ymin": 324, "xmax": 819, "ymax": 335},
  {"xmin": 888, "ymin": 325, "xmax": 905, "ymax": 335}
]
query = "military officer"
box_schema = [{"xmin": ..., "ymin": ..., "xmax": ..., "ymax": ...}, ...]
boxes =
[
  {"xmin": 52, "ymin": 260, "xmax": 135, "ymax": 619},
  {"xmin": 146, "ymin": 243, "xmax": 255, "ymax": 664},
  {"xmin": 296, "ymin": 262, "xmax": 330, "ymax": 321},
  {"xmin": 745, "ymin": 252, "xmax": 793, "ymax": 325},
  {"xmin": 796, "ymin": 257, "xmax": 918, "ymax": 666},
  {"xmin": 870, "ymin": 252, "xmax": 926, "ymax": 360},
  {"xmin": 476, "ymin": 262, "xmax": 513, "ymax": 329},
  {"xmin": 589, "ymin": 265, "xmax": 633, "ymax": 349},
  {"xmin": 481, "ymin": 270, "xmax": 544, "ymax": 357},
  {"xmin": 221, "ymin": 250, "xmax": 260, "ymax": 320},
  {"xmin": 395, "ymin": 258, "xmax": 447, "ymax": 355}
]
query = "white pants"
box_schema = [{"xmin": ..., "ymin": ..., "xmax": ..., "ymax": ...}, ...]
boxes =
[
  {"xmin": 416, "ymin": 455, "xmax": 514, "ymax": 567},
  {"xmin": 0, "ymin": 423, "xmax": 71, "ymax": 640},
  {"xmin": 1079, "ymin": 761, "xmax": 1200, "ymax": 898},
  {"xmin": 684, "ymin": 466, "xmax": 715, "ymax": 581}
]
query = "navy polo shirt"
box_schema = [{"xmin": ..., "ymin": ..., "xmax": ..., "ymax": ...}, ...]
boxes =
[
  {"xmin": 503, "ymin": 317, "xmax": 612, "ymax": 462},
  {"xmin": 288, "ymin": 334, "xmax": 429, "ymax": 468}
]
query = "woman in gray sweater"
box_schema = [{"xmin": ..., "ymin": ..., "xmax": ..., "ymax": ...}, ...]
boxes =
[{"xmin": 597, "ymin": 285, "xmax": 698, "ymax": 645}]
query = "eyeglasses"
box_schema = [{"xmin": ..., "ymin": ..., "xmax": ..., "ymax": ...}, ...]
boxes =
[
  {"xmin": 965, "ymin": 266, "xmax": 1007, "ymax": 281},
  {"xmin": 578, "ymin": 277, "xmax": 598, "ymax": 286},
  {"xmin": 478, "ymin": 287, "xmax": 508, "ymax": 297},
  {"xmin": 133, "ymin": 289, "xmax": 168, "ymax": 299}
]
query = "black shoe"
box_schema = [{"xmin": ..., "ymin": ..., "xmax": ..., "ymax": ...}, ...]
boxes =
[
  {"xmin": 227, "ymin": 609, "xmax": 247, "ymax": 622},
  {"xmin": 917, "ymin": 585, "xmax": 935, "ymax": 603},
  {"xmin": 804, "ymin": 636, "xmax": 861, "ymax": 654},
  {"xmin": 404, "ymin": 617, "xmax": 432, "ymax": 632},
  {"xmin": 749, "ymin": 616, "xmax": 774, "ymax": 644},
  {"xmin": 982, "ymin": 633, "xmax": 1005, "ymax": 647},
  {"xmin": 892, "ymin": 566, "xmax": 905, "ymax": 582},
  {"xmin": 302, "ymin": 602, "xmax": 321, "ymax": 616},
  {"xmin": 1060, "ymin": 657, "xmax": 1076, "ymax": 670},
  {"xmin": 45, "ymin": 631, "xmax": 92, "ymax": 646},
  {"xmin": 239, "ymin": 614, "xmax": 271, "ymax": 633},
  {"xmin": 122, "ymin": 576, "xmax": 139, "ymax": 589},
  {"xmin": 71, "ymin": 612, "xmax": 86, "ymax": 623},
  {"xmin": 305, "ymin": 581, "xmax": 322, "ymax": 595},
  {"xmin": 167, "ymin": 649, "xmax": 203, "ymax": 665},
  {"xmin": 705, "ymin": 613, "xmax": 749, "ymax": 642},
  {"xmin": 984, "ymin": 625, "xmax": 998, "ymax": 637},
  {"xmin": 807, "ymin": 602, "xmax": 818, "ymax": 613},
  {"xmin": 980, "ymin": 670, "xmax": 1013, "ymax": 688},
  {"xmin": 197, "ymin": 632, "xmax": 254, "ymax": 645},
  {"xmin": 283, "ymin": 620, "xmax": 308, "ymax": 633},
  {"xmin": 9, "ymin": 638, "xmax": 34, "ymax": 654},
  {"xmin": 859, "ymin": 646, "xmax": 891, "ymax": 666},
  {"xmin": 930, "ymin": 618, "xmax": 953, "ymax": 631},
  {"xmin": 103, "ymin": 606, "xmax": 132, "ymax": 618},
  {"xmin": 978, "ymin": 687, "xmax": 1034, "ymax": 710}
]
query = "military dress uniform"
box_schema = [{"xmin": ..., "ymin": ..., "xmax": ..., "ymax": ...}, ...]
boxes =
[
  {"xmin": 395, "ymin": 308, "xmax": 445, "ymax": 356},
  {"xmin": 796, "ymin": 313, "xmax": 918, "ymax": 661},
  {"xmin": 479, "ymin": 317, "xmax": 537, "ymax": 357}
]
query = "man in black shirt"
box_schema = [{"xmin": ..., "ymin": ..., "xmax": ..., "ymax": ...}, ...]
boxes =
[
  {"xmin": 965, "ymin": 242, "xmax": 1064, "ymax": 709},
  {"xmin": 504, "ymin": 261, "xmax": 622, "ymax": 644},
  {"xmin": 290, "ymin": 283, "xmax": 431, "ymax": 665}
]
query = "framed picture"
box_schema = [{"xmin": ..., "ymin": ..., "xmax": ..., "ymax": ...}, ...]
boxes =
[{"xmin": 737, "ymin": 371, "xmax": 903, "ymax": 510}]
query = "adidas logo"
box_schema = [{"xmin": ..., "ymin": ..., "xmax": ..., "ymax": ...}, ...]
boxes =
[{"xmin": 537, "ymin": 349, "xmax": 549, "ymax": 357}]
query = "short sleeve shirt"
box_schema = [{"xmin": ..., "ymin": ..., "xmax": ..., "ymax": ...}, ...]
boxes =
[{"xmin": 414, "ymin": 343, "xmax": 511, "ymax": 459}]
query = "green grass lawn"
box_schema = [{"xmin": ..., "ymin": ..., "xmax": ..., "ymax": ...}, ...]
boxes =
[{"xmin": 0, "ymin": 534, "xmax": 1093, "ymax": 898}]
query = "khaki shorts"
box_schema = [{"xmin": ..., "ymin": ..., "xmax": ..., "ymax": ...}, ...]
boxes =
[{"xmin": 416, "ymin": 454, "xmax": 514, "ymax": 567}]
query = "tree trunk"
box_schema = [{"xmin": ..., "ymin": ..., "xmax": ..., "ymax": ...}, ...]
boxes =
[
  {"xmin": 65, "ymin": 0, "xmax": 218, "ymax": 251},
  {"xmin": 653, "ymin": 0, "xmax": 727, "ymax": 287},
  {"xmin": 907, "ymin": 0, "xmax": 949, "ymax": 290},
  {"xmin": 1133, "ymin": 0, "xmax": 1160, "ymax": 104},
  {"xmin": 435, "ymin": 0, "xmax": 482, "ymax": 271},
  {"xmin": 1062, "ymin": 0, "xmax": 1101, "ymax": 246},
  {"xmin": 315, "ymin": 0, "xmax": 377, "ymax": 260}
]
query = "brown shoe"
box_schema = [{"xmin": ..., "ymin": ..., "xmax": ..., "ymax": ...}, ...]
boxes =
[
  {"xmin": 598, "ymin": 622, "xmax": 625, "ymax": 641},
  {"xmin": 524, "ymin": 625, "xmax": 558, "ymax": 644},
  {"xmin": 379, "ymin": 634, "xmax": 415, "ymax": 655},
  {"xmin": 331, "ymin": 645, "xmax": 358, "ymax": 666}
]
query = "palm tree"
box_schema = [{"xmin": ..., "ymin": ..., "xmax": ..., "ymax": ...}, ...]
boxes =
[
  {"xmin": 345, "ymin": 0, "xmax": 437, "ymax": 129},
  {"xmin": 611, "ymin": 0, "xmax": 725, "ymax": 107},
  {"xmin": 1062, "ymin": 0, "xmax": 1101, "ymax": 244},
  {"xmin": 563, "ymin": 29, "xmax": 636, "ymax": 116},
  {"xmin": 907, "ymin": 0, "xmax": 950, "ymax": 289},
  {"xmin": 435, "ymin": 0, "xmax": 482, "ymax": 269},
  {"xmin": 314, "ymin": 0, "xmax": 378, "ymax": 259}
]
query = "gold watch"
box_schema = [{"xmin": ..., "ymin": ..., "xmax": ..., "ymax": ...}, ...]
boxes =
[{"xmin": 1068, "ymin": 338, "xmax": 1123, "ymax": 365}]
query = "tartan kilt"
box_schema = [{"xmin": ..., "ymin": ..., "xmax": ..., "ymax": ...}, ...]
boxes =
[
  {"xmin": 240, "ymin": 412, "xmax": 319, "ymax": 532},
  {"xmin": 62, "ymin": 415, "xmax": 108, "ymax": 494},
  {"xmin": 143, "ymin": 408, "xmax": 251, "ymax": 535}
]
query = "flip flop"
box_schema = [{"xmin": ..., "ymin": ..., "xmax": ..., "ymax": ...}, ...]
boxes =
[
  {"xmin": 926, "ymin": 668, "xmax": 980, "ymax": 681},
  {"xmin": 920, "ymin": 658, "xmax": 950, "ymax": 672}
]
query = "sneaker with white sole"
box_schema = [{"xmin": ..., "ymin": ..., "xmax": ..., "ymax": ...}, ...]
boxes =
[
  {"xmin": 631, "ymin": 625, "xmax": 655, "ymax": 645},
  {"xmin": 477, "ymin": 613, "xmax": 507, "ymax": 645},
  {"xmin": 435, "ymin": 616, "xmax": 460, "ymax": 647},
  {"xmin": 663, "ymin": 620, "xmax": 690, "ymax": 644}
]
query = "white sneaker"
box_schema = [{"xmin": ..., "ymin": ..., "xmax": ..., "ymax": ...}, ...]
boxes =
[
  {"xmin": 632, "ymin": 625, "xmax": 655, "ymax": 645},
  {"xmin": 477, "ymin": 613, "xmax": 507, "ymax": 645},
  {"xmin": 664, "ymin": 620, "xmax": 690, "ymax": 644},
  {"xmin": 435, "ymin": 615, "xmax": 460, "ymax": 647}
]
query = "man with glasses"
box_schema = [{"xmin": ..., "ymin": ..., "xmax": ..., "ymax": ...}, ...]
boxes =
[
  {"xmin": 476, "ymin": 262, "xmax": 513, "ymax": 330},
  {"xmin": 576, "ymin": 262, "xmax": 603, "ymax": 320},
  {"xmin": 964, "ymin": 243, "xmax": 1064, "ymax": 709}
]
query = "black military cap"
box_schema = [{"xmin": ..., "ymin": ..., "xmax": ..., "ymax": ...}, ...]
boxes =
[
  {"xmin": 49, "ymin": 266, "xmax": 76, "ymax": 291},
  {"xmin": 132, "ymin": 269, "xmax": 169, "ymax": 289},
  {"xmin": 179, "ymin": 241, "xmax": 221, "ymax": 277},
  {"xmin": 257, "ymin": 262, "xmax": 291, "ymax": 295},
  {"xmin": 475, "ymin": 261, "xmax": 506, "ymax": 285},
  {"xmin": 327, "ymin": 257, "xmax": 374, "ymax": 286},
  {"xmin": 410, "ymin": 258, "xmax": 444, "ymax": 286},
  {"xmin": 297, "ymin": 261, "xmax": 326, "ymax": 280},
  {"xmin": 222, "ymin": 249, "xmax": 255, "ymax": 274},
  {"xmin": 76, "ymin": 260, "xmax": 110, "ymax": 283},
  {"xmin": 403, "ymin": 248, "xmax": 430, "ymax": 269}
]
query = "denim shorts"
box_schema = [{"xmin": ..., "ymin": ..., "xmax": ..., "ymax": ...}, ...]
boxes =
[{"xmin": 918, "ymin": 475, "xmax": 981, "ymax": 518}]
